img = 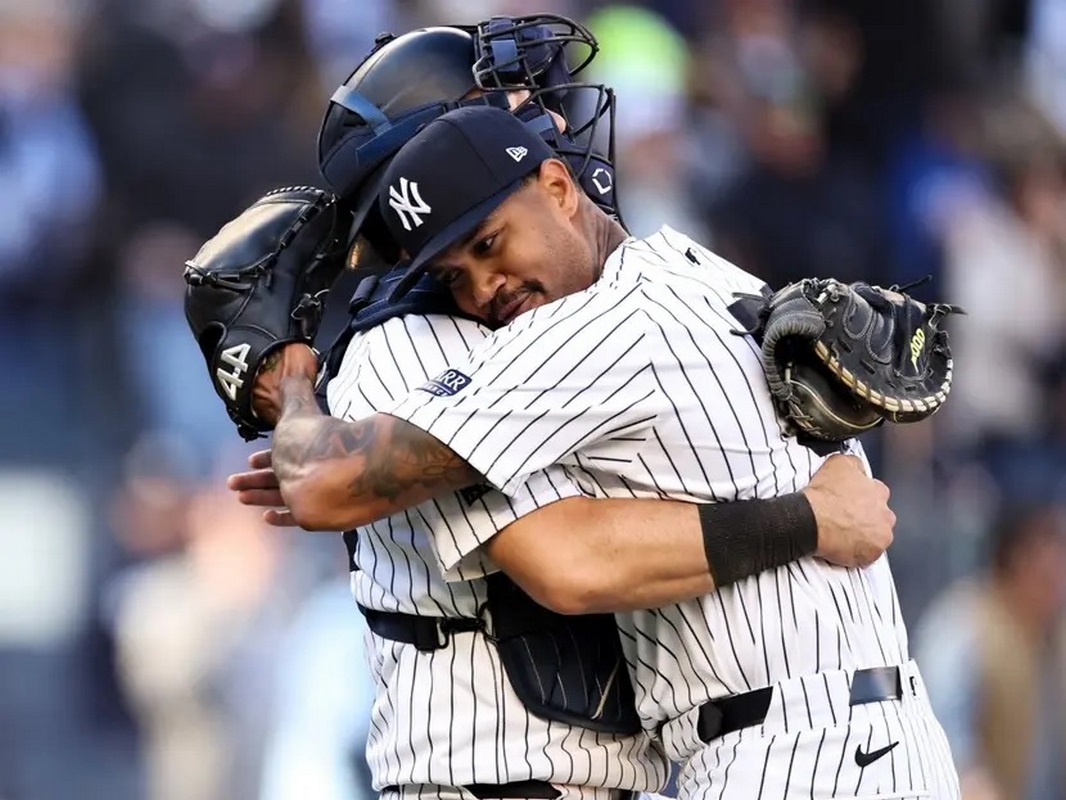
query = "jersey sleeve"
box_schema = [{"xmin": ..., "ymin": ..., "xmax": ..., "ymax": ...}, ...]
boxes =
[
  {"xmin": 412, "ymin": 465, "xmax": 581, "ymax": 580},
  {"xmin": 387, "ymin": 285, "xmax": 663, "ymax": 496},
  {"xmin": 327, "ymin": 314, "xmax": 584, "ymax": 578}
]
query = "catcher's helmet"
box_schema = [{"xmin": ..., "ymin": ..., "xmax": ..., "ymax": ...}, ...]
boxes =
[
  {"xmin": 317, "ymin": 27, "xmax": 491, "ymax": 204},
  {"xmin": 316, "ymin": 15, "xmax": 618, "ymax": 263}
]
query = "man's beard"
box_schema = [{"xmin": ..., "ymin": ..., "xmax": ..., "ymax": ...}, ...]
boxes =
[{"xmin": 487, "ymin": 280, "xmax": 546, "ymax": 327}]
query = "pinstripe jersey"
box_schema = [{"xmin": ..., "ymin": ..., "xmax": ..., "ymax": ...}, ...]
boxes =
[
  {"xmin": 325, "ymin": 313, "xmax": 670, "ymax": 792},
  {"xmin": 387, "ymin": 226, "xmax": 913, "ymax": 733}
]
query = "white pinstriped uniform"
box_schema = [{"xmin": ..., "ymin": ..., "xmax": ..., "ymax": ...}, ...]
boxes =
[
  {"xmin": 388, "ymin": 227, "xmax": 961, "ymax": 800},
  {"xmin": 326, "ymin": 313, "xmax": 670, "ymax": 800}
]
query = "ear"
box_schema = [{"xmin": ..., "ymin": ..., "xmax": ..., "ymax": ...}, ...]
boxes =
[{"xmin": 536, "ymin": 158, "xmax": 580, "ymax": 219}]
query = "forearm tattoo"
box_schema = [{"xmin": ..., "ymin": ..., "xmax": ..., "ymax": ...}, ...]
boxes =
[{"xmin": 272, "ymin": 376, "xmax": 480, "ymax": 509}]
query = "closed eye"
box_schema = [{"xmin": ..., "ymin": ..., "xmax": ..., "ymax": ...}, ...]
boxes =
[
  {"xmin": 471, "ymin": 232, "xmax": 497, "ymax": 257},
  {"xmin": 434, "ymin": 267, "xmax": 464, "ymax": 288}
]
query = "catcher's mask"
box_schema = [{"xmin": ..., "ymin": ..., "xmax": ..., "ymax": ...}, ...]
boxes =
[
  {"xmin": 316, "ymin": 15, "xmax": 619, "ymax": 264},
  {"xmin": 472, "ymin": 14, "xmax": 617, "ymax": 212}
]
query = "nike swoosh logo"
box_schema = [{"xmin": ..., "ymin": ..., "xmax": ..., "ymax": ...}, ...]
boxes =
[{"xmin": 854, "ymin": 741, "xmax": 899, "ymax": 768}]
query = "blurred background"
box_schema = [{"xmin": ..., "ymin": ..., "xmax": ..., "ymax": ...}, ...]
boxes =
[{"xmin": 1, "ymin": 0, "xmax": 1064, "ymax": 798}]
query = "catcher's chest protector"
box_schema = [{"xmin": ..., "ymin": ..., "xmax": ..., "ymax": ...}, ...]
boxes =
[{"xmin": 485, "ymin": 572, "xmax": 641, "ymax": 734}]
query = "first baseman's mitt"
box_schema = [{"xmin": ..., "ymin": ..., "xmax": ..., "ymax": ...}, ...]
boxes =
[
  {"xmin": 183, "ymin": 186, "xmax": 351, "ymax": 441},
  {"xmin": 746, "ymin": 278, "xmax": 963, "ymax": 442}
]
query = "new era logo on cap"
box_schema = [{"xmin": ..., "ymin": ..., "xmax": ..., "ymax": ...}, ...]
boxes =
[
  {"xmin": 506, "ymin": 146, "xmax": 528, "ymax": 162},
  {"xmin": 388, "ymin": 177, "xmax": 432, "ymax": 231}
]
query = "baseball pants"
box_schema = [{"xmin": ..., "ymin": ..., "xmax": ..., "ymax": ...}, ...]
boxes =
[{"xmin": 660, "ymin": 660, "xmax": 961, "ymax": 800}]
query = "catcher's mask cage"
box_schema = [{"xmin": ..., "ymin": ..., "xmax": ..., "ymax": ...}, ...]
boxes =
[
  {"xmin": 316, "ymin": 14, "xmax": 620, "ymax": 264},
  {"xmin": 472, "ymin": 13, "xmax": 617, "ymax": 202}
]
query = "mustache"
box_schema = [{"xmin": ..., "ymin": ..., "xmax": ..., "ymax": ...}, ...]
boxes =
[{"xmin": 487, "ymin": 281, "xmax": 545, "ymax": 327}]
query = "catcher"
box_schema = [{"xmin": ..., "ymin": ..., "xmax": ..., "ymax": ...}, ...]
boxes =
[{"xmin": 217, "ymin": 103, "xmax": 964, "ymax": 800}]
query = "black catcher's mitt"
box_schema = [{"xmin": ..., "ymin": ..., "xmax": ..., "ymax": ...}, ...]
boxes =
[
  {"xmin": 183, "ymin": 186, "xmax": 351, "ymax": 441},
  {"xmin": 750, "ymin": 278, "xmax": 963, "ymax": 442}
]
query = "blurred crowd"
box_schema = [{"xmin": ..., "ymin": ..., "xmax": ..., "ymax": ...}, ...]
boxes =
[{"xmin": 0, "ymin": 0, "xmax": 1064, "ymax": 799}]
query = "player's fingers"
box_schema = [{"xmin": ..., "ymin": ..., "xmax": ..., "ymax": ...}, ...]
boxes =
[
  {"xmin": 248, "ymin": 449, "xmax": 273, "ymax": 469},
  {"xmin": 824, "ymin": 453, "xmax": 865, "ymax": 472},
  {"xmin": 227, "ymin": 468, "xmax": 279, "ymax": 492},
  {"xmin": 263, "ymin": 508, "xmax": 297, "ymax": 527},
  {"xmin": 235, "ymin": 488, "xmax": 286, "ymax": 507},
  {"xmin": 827, "ymin": 452, "xmax": 861, "ymax": 469}
]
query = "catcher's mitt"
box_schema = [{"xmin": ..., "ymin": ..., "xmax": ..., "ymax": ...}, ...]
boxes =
[
  {"xmin": 748, "ymin": 278, "xmax": 963, "ymax": 442},
  {"xmin": 183, "ymin": 186, "xmax": 351, "ymax": 441}
]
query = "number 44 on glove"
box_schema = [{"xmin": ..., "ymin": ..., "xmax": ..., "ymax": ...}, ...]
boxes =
[
  {"xmin": 737, "ymin": 278, "xmax": 965, "ymax": 443},
  {"xmin": 183, "ymin": 186, "xmax": 352, "ymax": 441}
]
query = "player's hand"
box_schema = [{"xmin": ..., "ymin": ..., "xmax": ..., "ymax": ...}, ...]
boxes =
[
  {"xmin": 802, "ymin": 454, "xmax": 895, "ymax": 568},
  {"xmin": 251, "ymin": 343, "xmax": 319, "ymax": 425},
  {"xmin": 227, "ymin": 448, "xmax": 298, "ymax": 526}
]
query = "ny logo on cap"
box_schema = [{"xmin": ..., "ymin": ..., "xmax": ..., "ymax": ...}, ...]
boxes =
[
  {"xmin": 506, "ymin": 146, "xmax": 528, "ymax": 162},
  {"xmin": 388, "ymin": 177, "xmax": 432, "ymax": 231}
]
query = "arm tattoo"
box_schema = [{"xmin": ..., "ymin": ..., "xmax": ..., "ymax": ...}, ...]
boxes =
[
  {"xmin": 272, "ymin": 375, "xmax": 480, "ymax": 518},
  {"xmin": 348, "ymin": 417, "xmax": 480, "ymax": 503}
]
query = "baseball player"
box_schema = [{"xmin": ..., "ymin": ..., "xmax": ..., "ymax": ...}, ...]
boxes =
[
  {"xmin": 187, "ymin": 17, "xmax": 899, "ymax": 800},
  {"xmin": 231, "ymin": 105, "xmax": 961, "ymax": 799}
]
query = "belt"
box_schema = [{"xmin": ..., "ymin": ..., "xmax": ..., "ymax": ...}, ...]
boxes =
[
  {"xmin": 360, "ymin": 605, "xmax": 485, "ymax": 652},
  {"xmin": 696, "ymin": 666, "xmax": 902, "ymax": 743},
  {"xmin": 466, "ymin": 781, "xmax": 561, "ymax": 799},
  {"xmin": 383, "ymin": 781, "xmax": 634, "ymax": 800}
]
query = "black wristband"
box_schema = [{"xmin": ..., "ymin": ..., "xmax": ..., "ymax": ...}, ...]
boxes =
[{"xmin": 698, "ymin": 493, "xmax": 818, "ymax": 588}]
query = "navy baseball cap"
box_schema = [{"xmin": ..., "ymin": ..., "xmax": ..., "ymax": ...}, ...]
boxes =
[{"xmin": 378, "ymin": 105, "xmax": 556, "ymax": 298}]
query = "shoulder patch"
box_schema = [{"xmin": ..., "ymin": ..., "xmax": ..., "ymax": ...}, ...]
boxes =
[{"xmin": 419, "ymin": 368, "xmax": 472, "ymax": 397}]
